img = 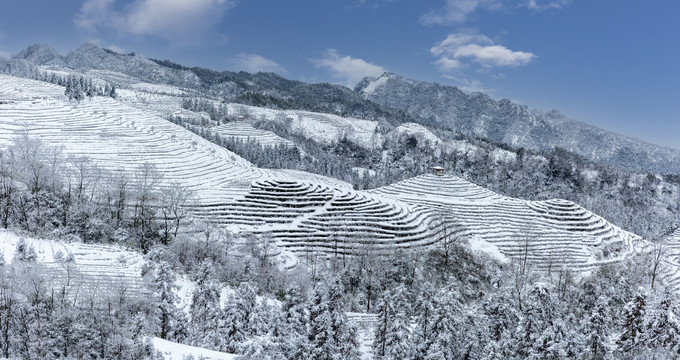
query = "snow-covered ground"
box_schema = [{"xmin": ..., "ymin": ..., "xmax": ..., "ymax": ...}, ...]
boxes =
[
  {"xmin": 0, "ymin": 74, "xmax": 643, "ymax": 273},
  {"xmin": 212, "ymin": 121, "xmax": 297, "ymax": 149},
  {"xmin": 388, "ymin": 122, "xmax": 441, "ymax": 146},
  {"xmin": 152, "ymin": 338, "xmax": 237, "ymax": 360}
]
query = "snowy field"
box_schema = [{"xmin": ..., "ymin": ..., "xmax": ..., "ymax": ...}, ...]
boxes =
[
  {"xmin": 0, "ymin": 74, "xmax": 645, "ymax": 274},
  {"xmin": 212, "ymin": 121, "xmax": 297, "ymax": 149},
  {"xmin": 152, "ymin": 338, "xmax": 237, "ymax": 360}
]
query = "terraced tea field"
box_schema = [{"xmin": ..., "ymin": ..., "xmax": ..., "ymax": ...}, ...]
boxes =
[
  {"xmin": 0, "ymin": 230, "xmax": 146, "ymax": 297},
  {"xmin": 0, "ymin": 74, "xmax": 644, "ymax": 274}
]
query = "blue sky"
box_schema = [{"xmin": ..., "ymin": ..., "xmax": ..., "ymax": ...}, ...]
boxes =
[{"xmin": 0, "ymin": 0, "xmax": 678, "ymax": 149}]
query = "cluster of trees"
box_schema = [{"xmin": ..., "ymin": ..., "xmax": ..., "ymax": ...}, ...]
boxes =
[
  {"xmin": 180, "ymin": 98, "xmax": 230, "ymax": 123},
  {"xmin": 63, "ymin": 75, "xmax": 116, "ymax": 102},
  {"xmin": 0, "ymin": 63, "xmax": 117, "ymax": 103},
  {"xmin": 0, "ymin": 134, "xmax": 192, "ymax": 252},
  {"xmin": 170, "ymin": 116, "xmax": 367, "ymax": 183},
  {"xmin": 0, "ymin": 247, "xmax": 156, "ymax": 359},
  {"xmin": 139, "ymin": 224, "xmax": 680, "ymax": 359},
  {"xmin": 147, "ymin": 257, "xmax": 360, "ymax": 359}
]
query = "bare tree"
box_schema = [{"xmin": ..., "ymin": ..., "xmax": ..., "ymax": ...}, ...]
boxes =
[
  {"xmin": 0, "ymin": 150, "xmax": 16, "ymax": 229},
  {"xmin": 158, "ymin": 182, "xmax": 195, "ymax": 244},
  {"xmin": 132, "ymin": 163, "xmax": 162, "ymax": 253},
  {"xmin": 513, "ymin": 233, "xmax": 534, "ymax": 311},
  {"xmin": 433, "ymin": 212, "xmax": 457, "ymax": 266},
  {"xmin": 650, "ymin": 241, "xmax": 666, "ymax": 290}
]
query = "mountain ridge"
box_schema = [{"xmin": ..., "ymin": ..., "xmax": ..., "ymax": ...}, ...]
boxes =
[
  {"xmin": 356, "ymin": 72, "xmax": 680, "ymax": 174},
  {"xmin": 7, "ymin": 42, "xmax": 680, "ymax": 174}
]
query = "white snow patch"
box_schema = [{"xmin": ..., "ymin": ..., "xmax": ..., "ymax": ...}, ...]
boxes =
[
  {"xmin": 467, "ymin": 236, "xmax": 509, "ymax": 263},
  {"xmin": 491, "ymin": 148, "xmax": 516, "ymax": 163},
  {"xmin": 361, "ymin": 74, "xmax": 389, "ymax": 97},
  {"xmin": 353, "ymin": 167, "xmax": 377, "ymax": 178},
  {"xmin": 152, "ymin": 337, "xmax": 237, "ymax": 360},
  {"xmin": 389, "ymin": 122, "xmax": 441, "ymax": 146},
  {"xmin": 582, "ymin": 169, "xmax": 599, "ymax": 182}
]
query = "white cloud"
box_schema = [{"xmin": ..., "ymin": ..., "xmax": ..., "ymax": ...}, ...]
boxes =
[
  {"xmin": 523, "ymin": 0, "xmax": 571, "ymax": 11},
  {"xmin": 420, "ymin": 0, "xmax": 500, "ymax": 25},
  {"xmin": 431, "ymin": 33, "xmax": 536, "ymax": 71},
  {"xmin": 74, "ymin": 0, "xmax": 236, "ymax": 43},
  {"xmin": 442, "ymin": 74, "xmax": 492, "ymax": 94},
  {"xmin": 74, "ymin": 0, "xmax": 114, "ymax": 33},
  {"xmin": 310, "ymin": 49, "xmax": 386, "ymax": 87},
  {"xmin": 228, "ymin": 53, "xmax": 286, "ymax": 74}
]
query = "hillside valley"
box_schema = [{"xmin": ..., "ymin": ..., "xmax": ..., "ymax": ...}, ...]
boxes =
[{"xmin": 0, "ymin": 46, "xmax": 680, "ymax": 359}]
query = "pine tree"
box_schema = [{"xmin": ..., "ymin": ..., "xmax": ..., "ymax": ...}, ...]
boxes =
[
  {"xmin": 307, "ymin": 278, "xmax": 359, "ymax": 360},
  {"xmin": 373, "ymin": 285, "xmax": 411, "ymax": 360},
  {"xmin": 85, "ymin": 79, "xmax": 95, "ymax": 98},
  {"xmin": 411, "ymin": 281, "xmax": 436, "ymax": 359},
  {"xmin": 585, "ymin": 296, "xmax": 610, "ymax": 359},
  {"xmin": 515, "ymin": 282, "xmax": 560, "ymax": 358},
  {"xmin": 422, "ymin": 288, "xmax": 462, "ymax": 360},
  {"xmin": 149, "ymin": 261, "xmax": 183, "ymax": 341},
  {"xmin": 617, "ymin": 288, "xmax": 647, "ymax": 352},
  {"xmin": 644, "ymin": 288, "xmax": 680, "ymax": 353},
  {"xmin": 277, "ymin": 284, "xmax": 309, "ymax": 359},
  {"xmin": 189, "ymin": 262, "xmax": 223, "ymax": 350},
  {"xmin": 223, "ymin": 293, "xmax": 247, "ymax": 352}
]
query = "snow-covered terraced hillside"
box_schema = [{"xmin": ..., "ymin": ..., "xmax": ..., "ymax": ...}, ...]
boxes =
[
  {"xmin": 212, "ymin": 122, "xmax": 296, "ymax": 149},
  {"xmin": 191, "ymin": 179, "xmax": 435, "ymax": 255},
  {"xmin": 0, "ymin": 230, "xmax": 145, "ymax": 296},
  {"xmin": 0, "ymin": 74, "xmax": 269, "ymax": 204},
  {"xmin": 659, "ymin": 228, "xmax": 680, "ymax": 293},
  {"xmin": 0, "ymin": 75, "xmax": 641, "ymax": 273},
  {"xmin": 368, "ymin": 174, "xmax": 639, "ymax": 271}
]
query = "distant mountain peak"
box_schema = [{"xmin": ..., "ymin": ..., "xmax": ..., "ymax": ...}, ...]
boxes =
[{"xmin": 13, "ymin": 44, "xmax": 64, "ymax": 66}]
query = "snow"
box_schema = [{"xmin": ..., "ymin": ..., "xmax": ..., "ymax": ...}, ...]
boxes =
[
  {"xmin": 0, "ymin": 74, "xmax": 641, "ymax": 274},
  {"xmin": 389, "ymin": 122, "xmax": 441, "ymax": 146},
  {"xmin": 0, "ymin": 229, "xmax": 146, "ymax": 295},
  {"xmin": 361, "ymin": 73, "xmax": 389, "ymax": 96},
  {"xmin": 152, "ymin": 337, "xmax": 237, "ymax": 360},
  {"xmin": 490, "ymin": 148, "xmax": 517, "ymax": 163},
  {"xmin": 467, "ymin": 236, "xmax": 509, "ymax": 263}
]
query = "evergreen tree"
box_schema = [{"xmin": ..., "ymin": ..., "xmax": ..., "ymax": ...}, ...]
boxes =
[
  {"xmin": 422, "ymin": 288, "xmax": 462, "ymax": 360},
  {"xmin": 411, "ymin": 281, "xmax": 436, "ymax": 359},
  {"xmin": 223, "ymin": 293, "xmax": 247, "ymax": 352},
  {"xmin": 149, "ymin": 260, "xmax": 184, "ymax": 341},
  {"xmin": 617, "ymin": 288, "xmax": 647, "ymax": 352},
  {"xmin": 644, "ymin": 289, "xmax": 680, "ymax": 353},
  {"xmin": 307, "ymin": 278, "xmax": 360, "ymax": 360},
  {"xmin": 373, "ymin": 285, "xmax": 411, "ymax": 360},
  {"xmin": 279, "ymin": 283, "xmax": 309, "ymax": 359},
  {"xmin": 514, "ymin": 282, "xmax": 562, "ymax": 359},
  {"xmin": 189, "ymin": 262, "xmax": 224, "ymax": 350},
  {"xmin": 585, "ymin": 296, "xmax": 610, "ymax": 359}
]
